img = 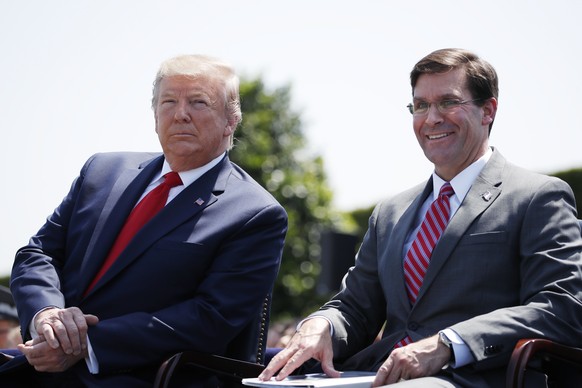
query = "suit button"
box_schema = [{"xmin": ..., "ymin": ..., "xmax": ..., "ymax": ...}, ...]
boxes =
[
  {"xmin": 484, "ymin": 344, "xmax": 504, "ymax": 355},
  {"xmin": 408, "ymin": 322, "xmax": 419, "ymax": 330}
]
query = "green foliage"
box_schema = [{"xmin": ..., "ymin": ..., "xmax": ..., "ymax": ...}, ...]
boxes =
[
  {"xmin": 230, "ymin": 79, "xmax": 338, "ymax": 319},
  {"xmin": 341, "ymin": 205, "xmax": 376, "ymax": 244}
]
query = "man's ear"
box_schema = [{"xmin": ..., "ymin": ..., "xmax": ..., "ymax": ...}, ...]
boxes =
[
  {"xmin": 223, "ymin": 117, "xmax": 238, "ymax": 137},
  {"xmin": 482, "ymin": 97, "xmax": 497, "ymax": 125}
]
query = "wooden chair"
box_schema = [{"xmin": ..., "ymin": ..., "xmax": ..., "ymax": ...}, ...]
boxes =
[
  {"xmin": 154, "ymin": 294, "xmax": 271, "ymax": 387},
  {"xmin": 506, "ymin": 338, "xmax": 582, "ymax": 387},
  {"xmin": 505, "ymin": 219, "xmax": 582, "ymax": 387}
]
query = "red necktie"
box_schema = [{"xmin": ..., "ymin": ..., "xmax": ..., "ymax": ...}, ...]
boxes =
[
  {"xmin": 85, "ymin": 171, "xmax": 183, "ymax": 294},
  {"xmin": 395, "ymin": 182, "xmax": 454, "ymax": 348}
]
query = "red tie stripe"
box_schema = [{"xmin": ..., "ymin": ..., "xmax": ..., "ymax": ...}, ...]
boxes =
[{"xmin": 395, "ymin": 183, "xmax": 454, "ymax": 349}]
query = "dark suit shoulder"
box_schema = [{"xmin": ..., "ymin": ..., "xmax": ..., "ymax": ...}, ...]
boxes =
[
  {"xmin": 83, "ymin": 151, "xmax": 162, "ymax": 169},
  {"xmin": 499, "ymin": 158, "xmax": 574, "ymax": 198},
  {"xmin": 225, "ymin": 161, "xmax": 283, "ymax": 207},
  {"xmin": 79, "ymin": 152, "xmax": 161, "ymax": 176}
]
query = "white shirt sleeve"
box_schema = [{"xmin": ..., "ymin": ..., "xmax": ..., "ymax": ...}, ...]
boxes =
[
  {"xmin": 85, "ymin": 335, "xmax": 99, "ymax": 374},
  {"xmin": 441, "ymin": 328, "xmax": 475, "ymax": 368}
]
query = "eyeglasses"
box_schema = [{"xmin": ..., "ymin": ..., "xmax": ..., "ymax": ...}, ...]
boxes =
[{"xmin": 407, "ymin": 98, "xmax": 483, "ymax": 115}]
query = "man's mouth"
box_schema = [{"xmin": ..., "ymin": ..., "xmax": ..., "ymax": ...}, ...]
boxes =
[{"xmin": 427, "ymin": 133, "xmax": 450, "ymax": 140}]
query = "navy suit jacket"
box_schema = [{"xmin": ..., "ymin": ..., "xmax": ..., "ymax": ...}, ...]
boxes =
[{"xmin": 6, "ymin": 152, "xmax": 287, "ymax": 384}]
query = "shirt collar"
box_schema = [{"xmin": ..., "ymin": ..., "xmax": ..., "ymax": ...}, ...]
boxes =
[
  {"xmin": 431, "ymin": 147, "xmax": 493, "ymax": 202},
  {"xmin": 159, "ymin": 152, "xmax": 226, "ymax": 188}
]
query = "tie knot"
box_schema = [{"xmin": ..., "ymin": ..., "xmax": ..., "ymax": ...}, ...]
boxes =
[
  {"xmin": 439, "ymin": 182, "xmax": 454, "ymax": 198},
  {"xmin": 163, "ymin": 171, "xmax": 183, "ymax": 188}
]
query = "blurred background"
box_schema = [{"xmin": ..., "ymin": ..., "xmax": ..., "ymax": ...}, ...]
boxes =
[{"xmin": 1, "ymin": 0, "xmax": 581, "ymax": 327}]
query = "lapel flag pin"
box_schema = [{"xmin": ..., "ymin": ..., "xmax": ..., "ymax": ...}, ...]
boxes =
[
  {"xmin": 481, "ymin": 191, "xmax": 492, "ymax": 201},
  {"xmin": 195, "ymin": 198, "xmax": 205, "ymax": 206}
]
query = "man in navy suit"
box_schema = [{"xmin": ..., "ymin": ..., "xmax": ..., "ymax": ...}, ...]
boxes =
[{"xmin": 5, "ymin": 54, "xmax": 287, "ymax": 386}]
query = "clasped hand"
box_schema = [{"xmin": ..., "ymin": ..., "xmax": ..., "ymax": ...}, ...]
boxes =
[
  {"xmin": 17, "ymin": 307, "xmax": 99, "ymax": 372},
  {"xmin": 258, "ymin": 318, "xmax": 450, "ymax": 387}
]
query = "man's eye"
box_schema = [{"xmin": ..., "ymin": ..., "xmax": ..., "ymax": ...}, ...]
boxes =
[
  {"xmin": 415, "ymin": 102, "xmax": 429, "ymax": 111},
  {"xmin": 161, "ymin": 99, "xmax": 176, "ymax": 105},
  {"xmin": 191, "ymin": 100, "xmax": 209, "ymax": 108},
  {"xmin": 440, "ymin": 100, "xmax": 460, "ymax": 109}
]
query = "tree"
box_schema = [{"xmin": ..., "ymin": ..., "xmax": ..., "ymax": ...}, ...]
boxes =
[{"xmin": 230, "ymin": 78, "xmax": 338, "ymax": 320}]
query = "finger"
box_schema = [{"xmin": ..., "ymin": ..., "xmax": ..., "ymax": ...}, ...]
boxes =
[
  {"xmin": 19, "ymin": 340, "xmax": 71, "ymax": 372},
  {"xmin": 319, "ymin": 348, "xmax": 340, "ymax": 378},
  {"xmin": 373, "ymin": 357, "xmax": 396, "ymax": 387},
  {"xmin": 84, "ymin": 314, "xmax": 99, "ymax": 326},
  {"xmin": 274, "ymin": 348, "xmax": 314, "ymax": 381},
  {"xmin": 39, "ymin": 322, "xmax": 61, "ymax": 349},
  {"xmin": 53, "ymin": 310, "xmax": 77, "ymax": 355},
  {"xmin": 258, "ymin": 348, "xmax": 294, "ymax": 381},
  {"xmin": 18, "ymin": 340, "xmax": 47, "ymax": 361},
  {"xmin": 17, "ymin": 343, "xmax": 28, "ymax": 356},
  {"xmin": 70, "ymin": 312, "xmax": 90, "ymax": 354},
  {"xmin": 30, "ymin": 336, "xmax": 45, "ymax": 346},
  {"xmin": 60, "ymin": 307, "xmax": 91, "ymax": 355}
]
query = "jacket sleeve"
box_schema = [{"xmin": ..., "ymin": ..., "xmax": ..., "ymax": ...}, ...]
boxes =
[{"xmin": 451, "ymin": 177, "xmax": 582, "ymax": 370}]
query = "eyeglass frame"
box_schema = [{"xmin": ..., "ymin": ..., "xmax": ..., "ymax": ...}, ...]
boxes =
[{"xmin": 407, "ymin": 98, "xmax": 484, "ymax": 115}]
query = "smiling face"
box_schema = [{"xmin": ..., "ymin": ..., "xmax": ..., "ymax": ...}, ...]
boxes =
[
  {"xmin": 412, "ymin": 68, "xmax": 497, "ymax": 181},
  {"xmin": 153, "ymin": 75, "xmax": 235, "ymax": 171}
]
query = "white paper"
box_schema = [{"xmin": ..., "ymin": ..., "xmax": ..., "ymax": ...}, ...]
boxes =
[{"xmin": 242, "ymin": 372, "xmax": 376, "ymax": 388}]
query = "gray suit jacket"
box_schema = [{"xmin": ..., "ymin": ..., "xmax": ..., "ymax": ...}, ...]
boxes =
[{"xmin": 313, "ymin": 149, "xmax": 582, "ymax": 387}]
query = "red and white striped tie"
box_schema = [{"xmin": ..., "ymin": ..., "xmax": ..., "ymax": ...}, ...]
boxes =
[{"xmin": 395, "ymin": 182, "xmax": 454, "ymax": 348}]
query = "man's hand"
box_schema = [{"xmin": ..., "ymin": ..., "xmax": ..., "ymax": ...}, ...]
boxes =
[
  {"xmin": 372, "ymin": 334, "xmax": 450, "ymax": 386},
  {"xmin": 33, "ymin": 307, "xmax": 99, "ymax": 356},
  {"xmin": 258, "ymin": 318, "xmax": 339, "ymax": 381},
  {"xmin": 18, "ymin": 336, "xmax": 86, "ymax": 372}
]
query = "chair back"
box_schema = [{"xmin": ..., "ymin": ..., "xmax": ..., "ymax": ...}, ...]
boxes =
[
  {"xmin": 154, "ymin": 293, "xmax": 271, "ymax": 387},
  {"xmin": 225, "ymin": 293, "xmax": 271, "ymax": 364}
]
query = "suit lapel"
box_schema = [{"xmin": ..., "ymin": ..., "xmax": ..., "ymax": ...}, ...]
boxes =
[
  {"xmin": 85, "ymin": 156, "xmax": 233, "ymax": 297},
  {"xmin": 386, "ymin": 181, "xmax": 433, "ymax": 312},
  {"xmin": 78, "ymin": 156, "xmax": 163, "ymax": 297},
  {"xmin": 415, "ymin": 151, "xmax": 505, "ymax": 303}
]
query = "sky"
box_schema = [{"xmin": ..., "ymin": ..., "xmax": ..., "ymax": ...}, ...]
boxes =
[{"xmin": 1, "ymin": 0, "xmax": 581, "ymax": 276}]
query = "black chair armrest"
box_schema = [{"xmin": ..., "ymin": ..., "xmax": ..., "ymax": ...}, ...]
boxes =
[
  {"xmin": 154, "ymin": 351, "xmax": 265, "ymax": 388},
  {"xmin": 506, "ymin": 338, "xmax": 582, "ymax": 388}
]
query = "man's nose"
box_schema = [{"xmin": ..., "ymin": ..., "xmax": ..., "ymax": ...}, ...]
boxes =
[
  {"xmin": 174, "ymin": 101, "xmax": 191, "ymax": 122},
  {"xmin": 425, "ymin": 104, "xmax": 444, "ymax": 126}
]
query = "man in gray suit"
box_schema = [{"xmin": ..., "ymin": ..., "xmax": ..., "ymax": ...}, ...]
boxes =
[{"xmin": 259, "ymin": 48, "xmax": 582, "ymax": 387}]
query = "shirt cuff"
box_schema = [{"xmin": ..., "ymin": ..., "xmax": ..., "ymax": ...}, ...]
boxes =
[
  {"xmin": 85, "ymin": 335, "xmax": 99, "ymax": 374},
  {"xmin": 441, "ymin": 328, "xmax": 474, "ymax": 368}
]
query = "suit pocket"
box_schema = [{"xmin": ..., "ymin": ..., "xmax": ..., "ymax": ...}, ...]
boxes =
[
  {"xmin": 458, "ymin": 231, "xmax": 507, "ymax": 245},
  {"xmin": 153, "ymin": 239, "xmax": 205, "ymax": 254}
]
